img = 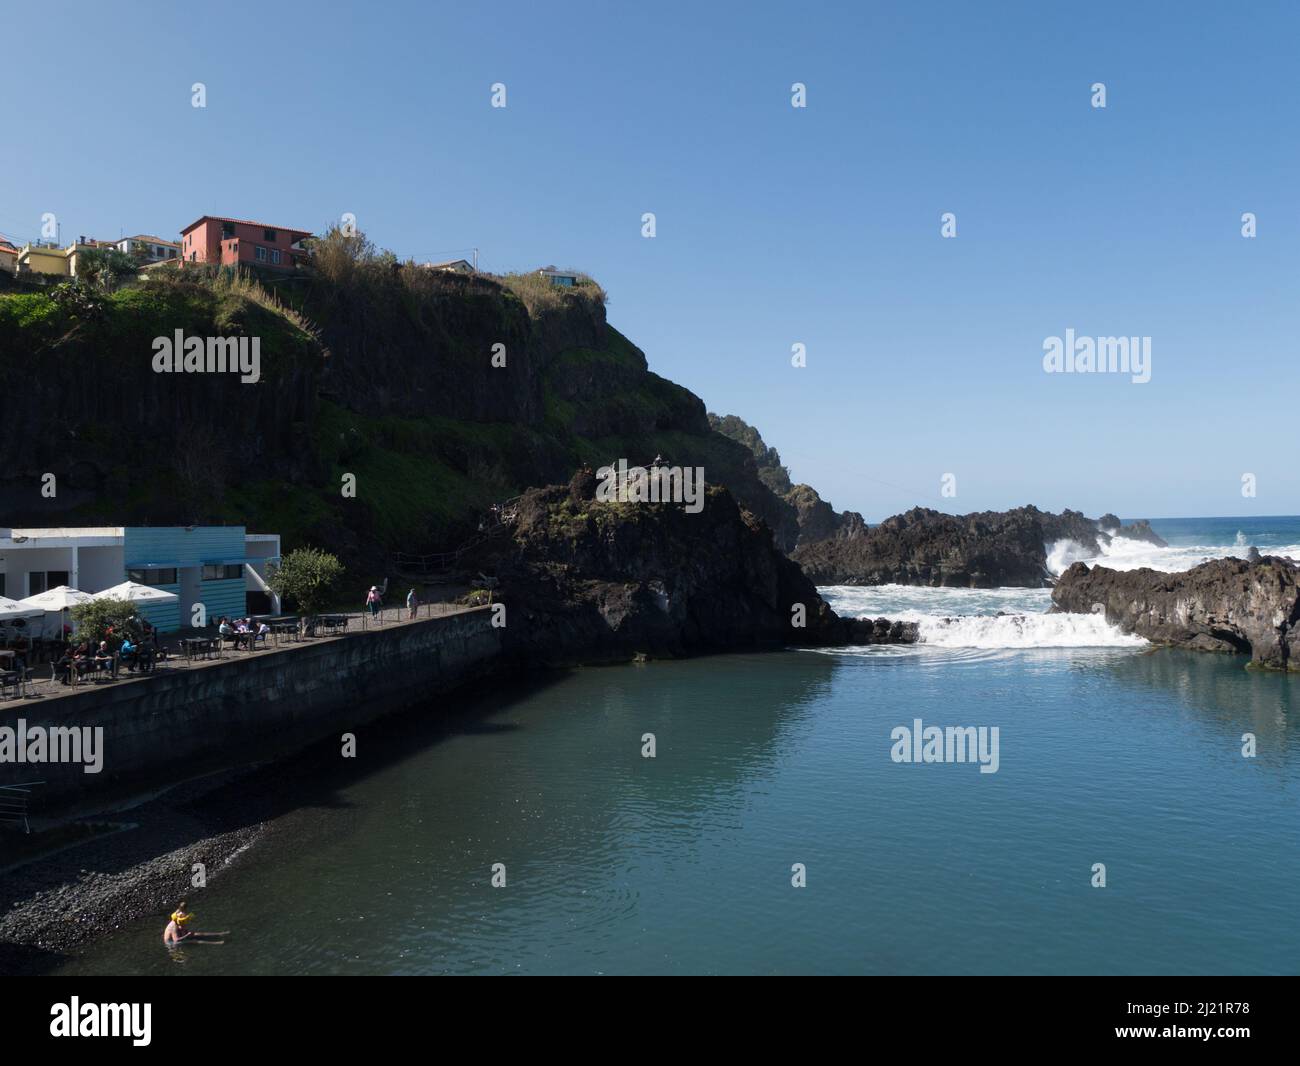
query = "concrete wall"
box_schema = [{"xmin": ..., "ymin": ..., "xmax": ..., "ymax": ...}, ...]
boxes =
[
  {"xmin": 0, "ymin": 546, "xmax": 72, "ymax": 598},
  {"xmin": 0, "ymin": 544, "xmax": 122, "ymax": 600},
  {"xmin": 0, "ymin": 607, "xmax": 506, "ymax": 807}
]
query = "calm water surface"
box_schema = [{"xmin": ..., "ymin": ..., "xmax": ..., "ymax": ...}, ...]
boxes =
[{"xmin": 55, "ymin": 643, "xmax": 1300, "ymax": 976}]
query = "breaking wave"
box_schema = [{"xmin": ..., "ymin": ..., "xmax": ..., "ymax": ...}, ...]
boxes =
[
  {"xmin": 1045, "ymin": 532, "xmax": 1300, "ymax": 577},
  {"xmin": 916, "ymin": 612, "xmax": 1146, "ymax": 648},
  {"xmin": 819, "ymin": 584, "xmax": 1144, "ymax": 650}
]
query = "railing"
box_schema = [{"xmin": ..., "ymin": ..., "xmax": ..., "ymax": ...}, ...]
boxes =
[
  {"xmin": 0, "ymin": 782, "xmax": 42, "ymax": 834},
  {"xmin": 389, "ymin": 495, "xmax": 522, "ymax": 576}
]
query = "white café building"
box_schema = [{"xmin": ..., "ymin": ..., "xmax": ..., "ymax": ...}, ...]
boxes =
[{"xmin": 0, "ymin": 526, "xmax": 280, "ymax": 632}]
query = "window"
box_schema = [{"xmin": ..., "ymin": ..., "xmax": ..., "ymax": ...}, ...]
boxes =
[
  {"xmin": 127, "ymin": 568, "xmax": 177, "ymax": 585},
  {"xmin": 202, "ymin": 564, "xmax": 243, "ymax": 581},
  {"xmin": 255, "ymin": 246, "xmax": 268, "ymax": 262},
  {"xmin": 28, "ymin": 570, "xmax": 70, "ymax": 596},
  {"xmin": 271, "ymin": 249, "xmax": 281, "ymax": 265},
  {"xmin": 222, "ymin": 222, "xmax": 236, "ymax": 239},
  {"xmin": 264, "ymin": 229, "xmax": 277, "ymax": 242}
]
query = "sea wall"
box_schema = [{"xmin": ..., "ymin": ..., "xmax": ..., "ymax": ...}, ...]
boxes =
[{"xmin": 0, "ymin": 607, "xmax": 506, "ymax": 807}]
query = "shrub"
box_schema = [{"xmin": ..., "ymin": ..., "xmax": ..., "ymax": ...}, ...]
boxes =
[
  {"xmin": 498, "ymin": 269, "xmax": 606, "ymax": 317},
  {"xmin": 69, "ymin": 597, "xmax": 143, "ymax": 646},
  {"xmin": 267, "ymin": 547, "xmax": 345, "ymax": 616}
]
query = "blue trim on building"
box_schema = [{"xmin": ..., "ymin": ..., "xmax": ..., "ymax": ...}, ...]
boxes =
[
  {"xmin": 133, "ymin": 584, "xmax": 182, "ymax": 633},
  {"xmin": 122, "ymin": 527, "xmax": 256, "ymax": 633}
]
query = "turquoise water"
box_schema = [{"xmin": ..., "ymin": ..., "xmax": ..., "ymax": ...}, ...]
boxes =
[
  {"xmin": 50, "ymin": 515, "xmax": 1300, "ymax": 975},
  {"xmin": 54, "ymin": 645, "xmax": 1299, "ymax": 976}
]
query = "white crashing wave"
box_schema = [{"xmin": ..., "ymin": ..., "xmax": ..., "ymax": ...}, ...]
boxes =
[
  {"xmin": 916, "ymin": 612, "xmax": 1146, "ymax": 649},
  {"xmin": 818, "ymin": 584, "xmax": 1143, "ymax": 650},
  {"xmin": 1046, "ymin": 538, "xmax": 1093, "ymax": 575},
  {"xmin": 1045, "ymin": 534, "xmax": 1300, "ymax": 577}
]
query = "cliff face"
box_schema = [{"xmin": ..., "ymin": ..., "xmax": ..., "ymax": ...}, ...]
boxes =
[
  {"xmin": 0, "ymin": 270, "xmax": 807, "ymax": 573},
  {"xmin": 491, "ymin": 478, "xmax": 916, "ymax": 667},
  {"xmin": 0, "ymin": 280, "xmax": 321, "ymax": 523},
  {"xmin": 791, "ymin": 504, "xmax": 1169, "ymax": 588},
  {"xmin": 1052, "ymin": 557, "xmax": 1300, "ymax": 670},
  {"xmin": 707, "ymin": 412, "xmax": 854, "ymax": 550}
]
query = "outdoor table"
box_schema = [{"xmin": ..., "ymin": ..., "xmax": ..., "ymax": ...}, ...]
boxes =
[
  {"xmin": 180, "ymin": 638, "xmax": 217, "ymax": 661},
  {"xmin": 0, "ymin": 650, "xmax": 15, "ymax": 666},
  {"xmin": 271, "ymin": 622, "xmax": 298, "ymax": 645}
]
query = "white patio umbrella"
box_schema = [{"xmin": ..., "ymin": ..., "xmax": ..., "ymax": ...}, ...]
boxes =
[
  {"xmin": 0, "ymin": 596, "xmax": 44, "ymax": 622},
  {"xmin": 19, "ymin": 585, "xmax": 95, "ymax": 640},
  {"xmin": 93, "ymin": 581, "xmax": 180, "ymax": 605},
  {"xmin": 20, "ymin": 586, "xmax": 94, "ymax": 611}
]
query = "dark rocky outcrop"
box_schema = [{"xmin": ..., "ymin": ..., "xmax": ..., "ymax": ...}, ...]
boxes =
[
  {"xmin": 707, "ymin": 412, "xmax": 854, "ymax": 550},
  {"xmin": 484, "ymin": 476, "xmax": 915, "ymax": 667},
  {"xmin": 791, "ymin": 504, "xmax": 1168, "ymax": 588},
  {"xmin": 792, "ymin": 506, "xmax": 1054, "ymax": 588},
  {"xmin": 1051, "ymin": 557, "xmax": 1300, "ymax": 670}
]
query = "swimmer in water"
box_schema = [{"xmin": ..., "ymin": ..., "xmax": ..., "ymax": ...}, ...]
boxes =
[{"xmin": 163, "ymin": 901, "xmax": 194, "ymax": 945}]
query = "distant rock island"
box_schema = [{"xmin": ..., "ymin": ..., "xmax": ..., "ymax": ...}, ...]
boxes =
[
  {"xmin": 789, "ymin": 505, "xmax": 1167, "ymax": 588},
  {"xmin": 1052, "ymin": 555, "xmax": 1300, "ymax": 671}
]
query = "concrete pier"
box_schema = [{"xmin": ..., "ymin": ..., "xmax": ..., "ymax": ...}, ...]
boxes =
[{"xmin": 0, "ymin": 607, "xmax": 506, "ymax": 807}]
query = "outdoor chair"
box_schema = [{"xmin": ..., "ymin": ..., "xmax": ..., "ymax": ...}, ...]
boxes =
[{"xmin": 0, "ymin": 671, "xmax": 20, "ymax": 700}]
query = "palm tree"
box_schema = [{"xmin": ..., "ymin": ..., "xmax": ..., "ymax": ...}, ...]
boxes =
[{"xmin": 77, "ymin": 247, "xmax": 138, "ymax": 291}]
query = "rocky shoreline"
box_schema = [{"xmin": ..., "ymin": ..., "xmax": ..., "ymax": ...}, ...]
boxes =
[
  {"xmin": 790, "ymin": 505, "xmax": 1166, "ymax": 588},
  {"xmin": 0, "ymin": 768, "xmax": 275, "ymax": 974},
  {"xmin": 1052, "ymin": 555, "xmax": 1300, "ymax": 670}
]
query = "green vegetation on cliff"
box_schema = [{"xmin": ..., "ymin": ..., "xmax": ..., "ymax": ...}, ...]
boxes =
[{"xmin": 0, "ymin": 229, "xmax": 815, "ymax": 577}]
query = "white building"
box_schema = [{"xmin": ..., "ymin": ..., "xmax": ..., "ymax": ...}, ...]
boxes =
[
  {"xmin": 0, "ymin": 526, "xmax": 280, "ymax": 632},
  {"xmin": 114, "ymin": 234, "xmax": 181, "ymax": 263}
]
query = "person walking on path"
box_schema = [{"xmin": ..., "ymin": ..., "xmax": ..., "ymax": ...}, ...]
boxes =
[
  {"xmin": 406, "ymin": 587, "xmax": 419, "ymax": 620},
  {"xmin": 366, "ymin": 585, "xmax": 382, "ymax": 623}
]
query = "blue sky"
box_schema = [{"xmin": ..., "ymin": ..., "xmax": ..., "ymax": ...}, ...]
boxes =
[{"xmin": 4, "ymin": 0, "xmax": 1297, "ymax": 519}]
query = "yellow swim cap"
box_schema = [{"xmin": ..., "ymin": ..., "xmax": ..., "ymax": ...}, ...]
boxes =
[{"xmin": 171, "ymin": 910, "xmax": 191, "ymax": 924}]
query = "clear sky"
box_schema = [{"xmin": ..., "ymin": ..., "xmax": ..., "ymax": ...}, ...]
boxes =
[{"xmin": 4, "ymin": 0, "xmax": 1296, "ymax": 520}]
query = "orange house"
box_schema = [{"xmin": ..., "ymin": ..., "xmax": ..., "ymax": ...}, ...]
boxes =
[{"xmin": 180, "ymin": 215, "xmax": 313, "ymax": 270}]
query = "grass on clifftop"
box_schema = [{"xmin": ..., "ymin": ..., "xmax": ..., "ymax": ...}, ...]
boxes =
[{"xmin": 498, "ymin": 269, "xmax": 607, "ymax": 317}]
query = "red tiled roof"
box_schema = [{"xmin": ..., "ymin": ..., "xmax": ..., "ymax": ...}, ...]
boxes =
[
  {"xmin": 126, "ymin": 234, "xmax": 181, "ymax": 246},
  {"xmin": 180, "ymin": 215, "xmax": 313, "ymax": 238}
]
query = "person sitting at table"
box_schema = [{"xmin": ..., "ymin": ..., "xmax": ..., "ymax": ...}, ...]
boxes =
[
  {"xmin": 255, "ymin": 621, "xmax": 270, "ymax": 647},
  {"xmin": 218, "ymin": 618, "xmax": 234, "ymax": 644},
  {"xmin": 137, "ymin": 638, "xmax": 157, "ymax": 673},
  {"xmin": 120, "ymin": 635, "xmax": 138, "ymax": 672},
  {"xmin": 70, "ymin": 642, "xmax": 92, "ymax": 682},
  {"xmin": 55, "ymin": 647, "xmax": 75, "ymax": 686}
]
